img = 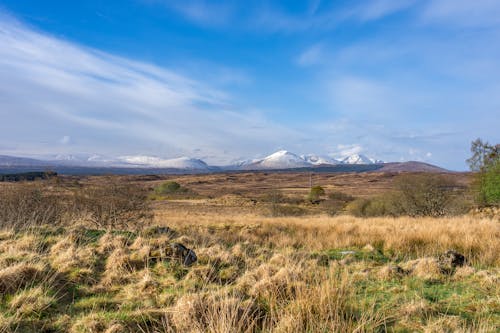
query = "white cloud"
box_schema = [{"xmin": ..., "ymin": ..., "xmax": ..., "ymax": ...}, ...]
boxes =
[
  {"xmin": 421, "ymin": 0, "xmax": 500, "ymax": 28},
  {"xmin": 144, "ymin": 0, "xmax": 235, "ymax": 27},
  {"xmin": 0, "ymin": 15, "xmax": 298, "ymax": 164},
  {"xmin": 154, "ymin": 0, "xmax": 418, "ymax": 33},
  {"xmin": 297, "ymin": 43, "xmax": 324, "ymax": 66},
  {"xmin": 353, "ymin": 0, "xmax": 417, "ymax": 21},
  {"xmin": 334, "ymin": 144, "xmax": 363, "ymax": 158},
  {"xmin": 255, "ymin": 0, "xmax": 417, "ymax": 32}
]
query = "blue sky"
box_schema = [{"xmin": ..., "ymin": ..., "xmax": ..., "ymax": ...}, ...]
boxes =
[{"xmin": 0, "ymin": 0, "xmax": 499, "ymax": 170}]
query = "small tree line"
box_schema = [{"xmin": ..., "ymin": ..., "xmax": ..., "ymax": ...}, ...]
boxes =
[{"xmin": 467, "ymin": 138, "xmax": 499, "ymax": 206}]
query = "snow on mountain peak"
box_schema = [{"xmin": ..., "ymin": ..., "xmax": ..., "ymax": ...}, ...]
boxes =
[
  {"xmin": 257, "ymin": 150, "xmax": 311, "ymax": 169},
  {"xmin": 301, "ymin": 154, "xmax": 340, "ymax": 165},
  {"xmin": 239, "ymin": 150, "xmax": 383, "ymax": 169},
  {"xmin": 341, "ymin": 154, "xmax": 383, "ymax": 165},
  {"xmin": 119, "ymin": 155, "xmax": 209, "ymax": 169},
  {"xmin": 3, "ymin": 150, "xmax": 384, "ymax": 170}
]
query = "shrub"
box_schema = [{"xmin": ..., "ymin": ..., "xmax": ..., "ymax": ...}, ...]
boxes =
[
  {"xmin": 346, "ymin": 175, "xmax": 469, "ymax": 217},
  {"xmin": 467, "ymin": 138, "xmax": 500, "ymax": 206},
  {"xmin": 154, "ymin": 181, "xmax": 183, "ymax": 195},
  {"xmin": 0, "ymin": 183, "xmax": 67, "ymax": 230},
  {"xmin": 393, "ymin": 174, "xmax": 465, "ymax": 217},
  {"xmin": 345, "ymin": 198, "xmax": 371, "ymax": 217},
  {"xmin": 74, "ymin": 181, "xmax": 152, "ymax": 230},
  {"xmin": 478, "ymin": 159, "xmax": 500, "ymax": 205},
  {"xmin": 363, "ymin": 196, "xmax": 393, "ymax": 216},
  {"xmin": 308, "ymin": 185, "xmax": 325, "ymax": 203},
  {"xmin": 346, "ymin": 196, "xmax": 394, "ymax": 217}
]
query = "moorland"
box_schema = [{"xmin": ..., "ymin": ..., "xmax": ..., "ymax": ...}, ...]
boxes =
[{"xmin": 0, "ymin": 171, "xmax": 498, "ymax": 332}]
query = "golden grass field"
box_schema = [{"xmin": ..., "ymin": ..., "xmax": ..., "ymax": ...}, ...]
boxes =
[{"xmin": 0, "ymin": 172, "xmax": 498, "ymax": 332}]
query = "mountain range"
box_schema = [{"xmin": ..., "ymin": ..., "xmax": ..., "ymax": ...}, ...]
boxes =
[{"xmin": 0, "ymin": 150, "xmax": 448, "ymax": 174}]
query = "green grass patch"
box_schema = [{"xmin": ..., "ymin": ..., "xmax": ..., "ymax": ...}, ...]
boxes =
[
  {"xmin": 325, "ymin": 247, "xmax": 390, "ymax": 263},
  {"xmin": 72, "ymin": 294, "xmax": 119, "ymax": 312},
  {"xmin": 352, "ymin": 274, "xmax": 499, "ymax": 329}
]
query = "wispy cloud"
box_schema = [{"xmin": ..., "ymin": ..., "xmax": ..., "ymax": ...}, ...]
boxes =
[
  {"xmin": 143, "ymin": 0, "xmax": 236, "ymax": 27},
  {"xmin": 354, "ymin": 0, "xmax": 417, "ymax": 21},
  {"xmin": 421, "ymin": 0, "xmax": 500, "ymax": 28},
  {"xmin": 0, "ymin": 14, "xmax": 298, "ymax": 163},
  {"xmin": 334, "ymin": 144, "xmax": 363, "ymax": 159},
  {"xmin": 296, "ymin": 43, "xmax": 324, "ymax": 66},
  {"xmin": 145, "ymin": 0, "xmax": 418, "ymax": 33}
]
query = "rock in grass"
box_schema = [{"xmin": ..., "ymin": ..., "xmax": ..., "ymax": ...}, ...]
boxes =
[
  {"xmin": 170, "ymin": 243, "xmax": 198, "ymax": 266},
  {"xmin": 438, "ymin": 250, "xmax": 466, "ymax": 273}
]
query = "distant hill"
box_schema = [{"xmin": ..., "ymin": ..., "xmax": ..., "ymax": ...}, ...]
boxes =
[
  {"xmin": 0, "ymin": 155, "xmax": 50, "ymax": 167},
  {"xmin": 376, "ymin": 161, "xmax": 449, "ymax": 173},
  {"xmin": 0, "ymin": 154, "xmax": 449, "ymax": 175}
]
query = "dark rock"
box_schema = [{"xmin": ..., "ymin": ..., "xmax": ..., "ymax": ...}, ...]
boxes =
[
  {"xmin": 438, "ymin": 250, "xmax": 466, "ymax": 273},
  {"xmin": 170, "ymin": 243, "xmax": 197, "ymax": 266}
]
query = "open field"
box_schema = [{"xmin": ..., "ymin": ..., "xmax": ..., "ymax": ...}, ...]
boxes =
[
  {"xmin": 0, "ymin": 172, "xmax": 498, "ymax": 332},
  {"xmin": 76, "ymin": 171, "xmax": 473, "ymax": 217},
  {"xmin": 82, "ymin": 170, "xmax": 472, "ymax": 197}
]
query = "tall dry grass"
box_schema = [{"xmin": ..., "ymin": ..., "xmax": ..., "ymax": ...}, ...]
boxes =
[
  {"xmin": 0, "ymin": 180, "xmax": 498, "ymax": 332},
  {"xmin": 155, "ymin": 209, "xmax": 500, "ymax": 266}
]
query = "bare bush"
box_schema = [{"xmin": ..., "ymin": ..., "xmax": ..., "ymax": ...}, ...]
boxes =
[
  {"xmin": 0, "ymin": 183, "xmax": 67, "ymax": 230},
  {"xmin": 393, "ymin": 174, "xmax": 469, "ymax": 217},
  {"xmin": 346, "ymin": 174, "xmax": 470, "ymax": 217},
  {"xmin": 73, "ymin": 181, "xmax": 152, "ymax": 230}
]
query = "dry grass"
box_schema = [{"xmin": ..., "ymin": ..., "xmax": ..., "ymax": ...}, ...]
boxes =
[
  {"xmin": 0, "ymin": 213, "xmax": 497, "ymax": 332},
  {"xmin": 0, "ymin": 174, "xmax": 497, "ymax": 332},
  {"xmin": 154, "ymin": 210, "xmax": 499, "ymax": 266}
]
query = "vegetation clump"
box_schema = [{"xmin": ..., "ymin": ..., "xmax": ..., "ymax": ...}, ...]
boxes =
[
  {"xmin": 467, "ymin": 138, "xmax": 500, "ymax": 206},
  {"xmin": 308, "ymin": 185, "xmax": 325, "ymax": 203},
  {"xmin": 154, "ymin": 181, "xmax": 185, "ymax": 195},
  {"xmin": 346, "ymin": 174, "xmax": 469, "ymax": 217},
  {"xmin": 74, "ymin": 181, "xmax": 152, "ymax": 230},
  {"xmin": 0, "ymin": 180, "xmax": 152, "ymax": 231}
]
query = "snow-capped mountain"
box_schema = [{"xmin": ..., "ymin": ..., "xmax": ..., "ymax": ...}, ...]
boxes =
[
  {"xmin": 229, "ymin": 158, "xmax": 260, "ymax": 168},
  {"xmin": 49, "ymin": 154, "xmax": 119, "ymax": 166},
  {"xmin": 118, "ymin": 156, "xmax": 209, "ymax": 170},
  {"xmin": 237, "ymin": 150, "xmax": 383, "ymax": 170},
  {"xmin": 341, "ymin": 154, "xmax": 383, "ymax": 165},
  {"xmin": 245, "ymin": 150, "xmax": 311, "ymax": 169},
  {"xmin": 0, "ymin": 150, "xmax": 385, "ymax": 173},
  {"xmin": 47, "ymin": 154, "xmax": 210, "ymax": 169},
  {"xmin": 301, "ymin": 154, "xmax": 340, "ymax": 165}
]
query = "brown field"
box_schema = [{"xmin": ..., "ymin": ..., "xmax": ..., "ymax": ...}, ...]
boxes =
[
  {"xmin": 77, "ymin": 171, "xmax": 473, "ymax": 215},
  {"xmin": 0, "ymin": 171, "xmax": 498, "ymax": 332},
  {"xmin": 86, "ymin": 170, "xmax": 472, "ymax": 197}
]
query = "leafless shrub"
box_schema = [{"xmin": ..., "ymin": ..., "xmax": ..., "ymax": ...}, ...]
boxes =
[
  {"xmin": 73, "ymin": 181, "xmax": 152, "ymax": 231},
  {"xmin": 346, "ymin": 174, "xmax": 470, "ymax": 217},
  {"xmin": 0, "ymin": 180, "xmax": 152, "ymax": 231},
  {"xmin": 0, "ymin": 183, "xmax": 68, "ymax": 230},
  {"xmin": 393, "ymin": 174, "xmax": 470, "ymax": 217}
]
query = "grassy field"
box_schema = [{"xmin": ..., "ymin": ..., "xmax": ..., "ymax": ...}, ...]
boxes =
[{"xmin": 0, "ymin": 172, "xmax": 498, "ymax": 332}]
